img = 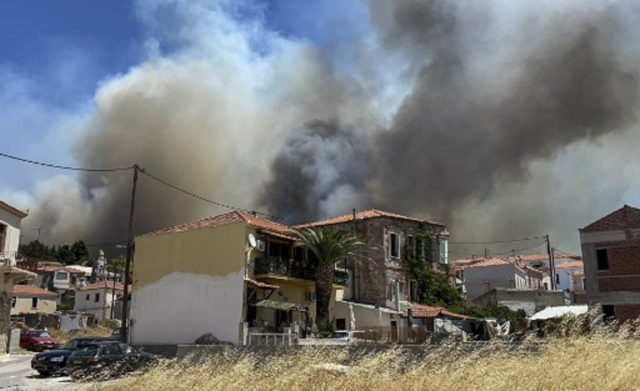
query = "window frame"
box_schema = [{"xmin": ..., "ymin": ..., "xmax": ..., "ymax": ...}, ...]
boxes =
[
  {"xmin": 389, "ymin": 232, "xmax": 400, "ymax": 259},
  {"xmin": 31, "ymin": 297, "xmax": 38, "ymax": 309},
  {"xmin": 95, "ymin": 293, "xmax": 100, "ymax": 303}
]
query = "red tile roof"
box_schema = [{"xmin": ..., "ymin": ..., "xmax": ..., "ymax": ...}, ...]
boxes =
[
  {"xmin": 81, "ymin": 280, "xmax": 125, "ymax": 292},
  {"xmin": 245, "ymin": 278, "xmax": 280, "ymax": 290},
  {"xmin": 37, "ymin": 265, "xmax": 86, "ymax": 274},
  {"xmin": 297, "ymin": 209, "xmax": 444, "ymax": 228},
  {"xmin": 555, "ymin": 260, "xmax": 584, "ymax": 270},
  {"xmin": 453, "ymin": 257, "xmax": 512, "ymax": 271},
  {"xmin": 12, "ymin": 285, "xmax": 57, "ymax": 297},
  {"xmin": 407, "ymin": 303, "xmax": 466, "ymax": 319},
  {"xmin": 582, "ymin": 205, "xmax": 640, "ymax": 232},
  {"xmin": 143, "ymin": 210, "xmax": 295, "ymax": 239}
]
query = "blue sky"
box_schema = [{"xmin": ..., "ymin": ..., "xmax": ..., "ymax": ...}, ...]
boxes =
[{"xmin": 0, "ymin": 0, "xmax": 369, "ymax": 193}]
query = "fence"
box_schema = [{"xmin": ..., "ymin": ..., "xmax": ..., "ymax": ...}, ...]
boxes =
[{"xmin": 247, "ymin": 332, "xmax": 299, "ymax": 346}]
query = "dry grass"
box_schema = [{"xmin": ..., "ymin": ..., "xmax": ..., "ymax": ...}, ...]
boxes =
[
  {"xmin": 49, "ymin": 325, "xmax": 113, "ymax": 344},
  {"xmin": 94, "ymin": 336, "xmax": 640, "ymax": 391}
]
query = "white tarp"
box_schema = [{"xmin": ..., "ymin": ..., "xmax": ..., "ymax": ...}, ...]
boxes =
[{"xmin": 530, "ymin": 305, "xmax": 588, "ymax": 320}]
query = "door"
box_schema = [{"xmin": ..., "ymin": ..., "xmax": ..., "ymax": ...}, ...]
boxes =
[{"xmin": 390, "ymin": 321, "xmax": 398, "ymax": 342}]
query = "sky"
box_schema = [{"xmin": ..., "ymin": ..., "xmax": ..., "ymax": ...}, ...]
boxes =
[{"xmin": 1, "ymin": 0, "xmax": 639, "ymax": 255}]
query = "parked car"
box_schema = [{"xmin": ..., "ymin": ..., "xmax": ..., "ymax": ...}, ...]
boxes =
[
  {"xmin": 19, "ymin": 329, "xmax": 59, "ymax": 352},
  {"xmin": 67, "ymin": 341, "xmax": 156, "ymax": 381},
  {"xmin": 329, "ymin": 330, "xmax": 367, "ymax": 343},
  {"xmin": 30, "ymin": 337, "xmax": 111, "ymax": 377}
]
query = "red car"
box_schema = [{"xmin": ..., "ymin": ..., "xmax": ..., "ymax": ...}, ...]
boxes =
[{"xmin": 20, "ymin": 329, "xmax": 59, "ymax": 352}]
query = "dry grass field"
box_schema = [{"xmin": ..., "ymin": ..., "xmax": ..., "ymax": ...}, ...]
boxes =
[{"xmin": 97, "ymin": 335, "xmax": 640, "ymax": 391}]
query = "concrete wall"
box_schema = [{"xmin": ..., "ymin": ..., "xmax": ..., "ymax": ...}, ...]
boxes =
[
  {"xmin": 131, "ymin": 222, "xmax": 246, "ymax": 345},
  {"xmin": 11, "ymin": 296, "xmax": 57, "ymax": 314},
  {"xmin": 473, "ymin": 288, "xmax": 565, "ymax": 316},
  {"xmin": 0, "ymin": 207, "xmax": 22, "ymax": 263}
]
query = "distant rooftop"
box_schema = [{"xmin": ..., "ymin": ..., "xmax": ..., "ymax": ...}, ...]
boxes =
[
  {"xmin": 297, "ymin": 209, "xmax": 444, "ymax": 228},
  {"xmin": 0, "ymin": 200, "xmax": 28, "ymax": 219}
]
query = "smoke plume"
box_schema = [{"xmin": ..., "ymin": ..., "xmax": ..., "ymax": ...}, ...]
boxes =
[{"xmin": 12, "ymin": 0, "xmax": 640, "ymax": 254}]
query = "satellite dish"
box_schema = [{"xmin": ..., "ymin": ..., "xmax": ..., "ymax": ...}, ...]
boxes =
[{"xmin": 248, "ymin": 233, "xmax": 258, "ymax": 249}]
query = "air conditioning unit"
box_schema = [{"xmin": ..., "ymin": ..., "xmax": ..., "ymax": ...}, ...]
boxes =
[{"xmin": 256, "ymin": 240, "xmax": 265, "ymax": 252}]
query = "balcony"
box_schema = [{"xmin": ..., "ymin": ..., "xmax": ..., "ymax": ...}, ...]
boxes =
[{"xmin": 254, "ymin": 256, "xmax": 350, "ymax": 286}]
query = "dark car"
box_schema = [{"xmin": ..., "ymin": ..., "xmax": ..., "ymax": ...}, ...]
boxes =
[
  {"xmin": 66, "ymin": 341, "xmax": 156, "ymax": 381},
  {"xmin": 19, "ymin": 329, "xmax": 59, "ymax": 352},
  {"xmin": 30, "ymin": 337, "xmax": 110, "ymax": 377}
]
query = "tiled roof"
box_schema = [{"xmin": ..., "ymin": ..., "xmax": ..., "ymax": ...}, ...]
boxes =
[
  {"xmin": 143, "ymin": 210, "xmax": 295, "ymax": 238},
  {"xmin": 407, "ymin": 303, "xmax": 466, "ymax": 319},
  {"xmin": 297, "ymin": 209, "xmax": 444, "ymax": 228},
  {"xmin": 37, "ymin": 265, "xmax": 86, "ymax": 274},
  {"xmin": 516, "ymin": 253, "xmax": 581, "ymax": 263},
  {"xmin": 80, "ymin": 280, "xmax": 125, "ymax": 292},
  {"xmin": 581, "ymin": 205, "xmax": 640, "ymax": 232},
  {"xmin": 245, "ymin": 278, "xmax": 279, "ymax": 290},
  {"xmin": 555, "ymin": 260, "xmax": 584, "ymax": 270},
  {"xmin": 0, "ymin": 200, "xmax": 28, "ymax": 218},
  {"xmin": 12, "ymin": 285, "xmax": 57, "ymax": 297},
  {"xmin": 453, "ymin": 257, "xmax": 512, "ymax": 271}
]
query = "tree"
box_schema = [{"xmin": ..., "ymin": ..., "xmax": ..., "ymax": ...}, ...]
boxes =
[
  {"xmin": 56, "ymin": 245, "xmax": 73, "ymax": 265},
  {"xmin": 18, "ymin": 240, "xmax": 56, "ymax": 260},
  {"xmin": 294, "ymin": 228, "xmax": 365, "ymax": 333},
  {"xmin": 70, "ymin": 241, "xmax": 90, "ymax": 265}
]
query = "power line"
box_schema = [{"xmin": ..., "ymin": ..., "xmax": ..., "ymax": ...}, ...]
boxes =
[
  {"xmin": 138, "ymin": 168, "xmax": 281, "ymax": 221},
  {"xmin": 0, "ymin": 152, "xmax": 134, "ymax": 172},
  {"xmin": 448, "ymin": 235, "xmax": 545, "ymax": 245}
]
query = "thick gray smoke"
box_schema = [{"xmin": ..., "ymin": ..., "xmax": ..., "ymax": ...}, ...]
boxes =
[
  {"xmin": 260, "ymin": 0, "xmax": 640, "ymax": 249},
  {"xmin": 14, "ymin": 0, "xmax": 640, "ymax": 254},
  {"xmin": 258, "ymin": 119, "xmax": 373, "ymax": 223}
]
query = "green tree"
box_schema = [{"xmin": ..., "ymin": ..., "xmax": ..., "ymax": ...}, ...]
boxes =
[
  {"xmin": 294, "ymin": 228, "xmax": 365, "ymax": 333},
  {"xmin": 18, "ymin": 240, "xmax": 55, "ymax": 260},
  {"xmin": 56, "ymin": 245, "xmax": 74, "ymax": 265},
  {"xmin": 70, "ymin": 241, "xmax": 90, "ymax": 265}
]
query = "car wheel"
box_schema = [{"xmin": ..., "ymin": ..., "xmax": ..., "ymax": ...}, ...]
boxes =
[
  {"xmin": 37, "ymin": 370, "xmax": 50, "ymax": 377},
  {"xmin": 70, "ymin": 370, "xmax": 86, "ymax": 382}
]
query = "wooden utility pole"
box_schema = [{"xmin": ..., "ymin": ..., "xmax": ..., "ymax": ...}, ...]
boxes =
[
  {"xmin": 546, "ymin": 234, "xmax": 556, "ymax": 290},
  {"xmin": 120, "ymin": 165, "xmax": 139, "ymax": 341}
]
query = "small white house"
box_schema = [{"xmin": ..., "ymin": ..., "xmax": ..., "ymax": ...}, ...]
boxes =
[
  {"xmin": 74, "ymin": 280, "xmax": 124, "ymax": 322},
  {"xmin": 454, "ymin": 258, "xmax": 538, "ymax": 301}
]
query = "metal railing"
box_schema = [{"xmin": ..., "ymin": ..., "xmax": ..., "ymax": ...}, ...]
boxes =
[
  {"xmin": 255, "ymin": 256, "xmax": 350, "ymax": 285},
  {"xmin": 0, "ymin": 252, "xmax": 17, "ymax": 267},
  {"xmin": 247, "ymin": 332, "xmax": 299, "ymax": 346}
]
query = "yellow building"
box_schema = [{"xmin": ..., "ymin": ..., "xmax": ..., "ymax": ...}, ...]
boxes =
[
  {"xmin": 11, "ymin": 285, "xmax": 58, "ymax": 315},
  {"xmin": 130, "ymin": 211, "xmax": 346, "ymax": 345}
]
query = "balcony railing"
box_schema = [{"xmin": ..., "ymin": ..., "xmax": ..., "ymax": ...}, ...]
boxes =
[{"xmin": 255, "ymin": 257, "xmax": 350, "ymax": 285}]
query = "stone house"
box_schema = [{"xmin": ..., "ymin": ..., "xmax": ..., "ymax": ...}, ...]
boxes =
[
  {"xmin": 299, "ymin": 209, "xmax": 450, "ymax": 334},
  {"xmin": 580, "ymin": 205, "xmax": 640, "ymax": 321},
  {"xmin": 74, "ymin": 280, "xmax": 125, "ymax": 322},
  {"xmin": 10, "ymin": 285, "xmax": 58, "ymax": 315}
]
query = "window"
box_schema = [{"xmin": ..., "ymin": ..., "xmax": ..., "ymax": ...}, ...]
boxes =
[
  {"xmin": 86, "ymin": 294, "xmax": 90, "ymax": 301},
  {"xmin": 95, "ymin": 293, "xmax": 100, "ymax": 303},
  {"xmin": 389, "ymin": 233, "xmax": 400, "ymax": 258},
  {"xmin": 543, "ymin": 282, "xmax": 549, "ymax": 290},
  {"xmin": 602, "ymin": 305, "xmax": 615, "ymax": 321},
  {"xmin": 335, "ymin": 318, "xmax": 346, "ymax": 330},
  {"xmin": 11, "ymin": 297, "xmax": 16, "ymax": 308},
  {"xmin": 31, "ymin": 297, "xmax": 38, "ymax": 309},
  {"xmin": 388, "ymin": 281, "xmax": 397, "ymax": 301},
  {"xmin": 399, "ymin": 282, "xmax": 405, "ymax": 295},
  {"xmin": 0, "ymin": 223, "xmax": 6, "ymax": 252},
  {"xmin": 99, "ymin": 344, "xmax": 122, "ymax": 356},
  {"xmin": 555, "ymin": 273, "xmax": 560, "ymax": 284},
  {"xmin": 55, "ymin": 271, "xmax": 68, "ymax": 280},
  {"xmin": 596, "ymin": 249, "xmax": 609, "ymax": 270}
]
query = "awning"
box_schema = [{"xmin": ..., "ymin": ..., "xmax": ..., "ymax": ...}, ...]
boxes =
[
  {"xmin": 254, "ymin": 299, "xmax": 306, "ymax": 312},
  {"xmin": 530, "ymin": 305, "xmax": 588, "ymax": 320}
]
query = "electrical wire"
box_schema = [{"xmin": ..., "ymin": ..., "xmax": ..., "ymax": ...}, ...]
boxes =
[{"xmin": 0, "ymin": 152, "xmax": 134, "ymax": 172}]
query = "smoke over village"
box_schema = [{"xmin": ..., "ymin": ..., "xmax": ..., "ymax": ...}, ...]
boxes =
[{"xmin": 4, "ymin": 0, "xmax": 640, "ymax": 254}]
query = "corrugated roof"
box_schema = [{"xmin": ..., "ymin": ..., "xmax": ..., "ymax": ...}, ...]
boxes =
[
  {"xmin": 297, "ymin": 209, "xmax": 444, "ymax": 228},
  {"xmin": 530, "ymin": 305, "xmax": 588, "ymax": 320},
  {"xmin": 12, "ymin": 285, "xmax": 57, "ymax": 297},
  {"xmin": 582, "ymin": 205, "xmax": 640, "ymax": 232},
  {"xmin": 142, "ymin": 210, "xmax": 295, "ymax": 238}
]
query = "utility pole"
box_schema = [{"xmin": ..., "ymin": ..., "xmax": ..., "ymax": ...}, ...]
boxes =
[
  {"xmin": 120, "ymin": 165, "xmax": 139, "ymax": 341},
  {"xmin": 546, "ymin": 234, "xmax": 556, "ymax": 290}
]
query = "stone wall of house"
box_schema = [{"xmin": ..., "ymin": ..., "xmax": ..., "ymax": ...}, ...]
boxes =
[
  {"xmin": 330, "ymin": 217, "xmax": 447, "ymax": 307},
  {"xmin": 614, "ymin": 304, "xmax": 640, "ymax": 322}
]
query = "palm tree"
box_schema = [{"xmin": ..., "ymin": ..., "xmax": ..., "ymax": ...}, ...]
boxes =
[{"xmin": 294, "ymin": 227, "xmax": 365, "ymax": 333}]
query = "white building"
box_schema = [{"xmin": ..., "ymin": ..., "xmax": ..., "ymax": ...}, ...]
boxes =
[
  {"xmin": 74, "ymin": 280, "xmax": 124, "ymax": 322},
  {"xmin": 0, "ymin": 201, "xmax": 35, "ymax": 354},
  {"xmin": 453, "ymin": 258, "xmax": 544, "ymax": 301}
]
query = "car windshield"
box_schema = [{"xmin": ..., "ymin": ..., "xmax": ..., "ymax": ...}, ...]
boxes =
[
  {"xmin": 30, "ymin": 331, "xmax": 51, "ymax": 338},
  {"xmin": 71, "ymin": 345, "xmax": 98, "ymax": 357}
]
